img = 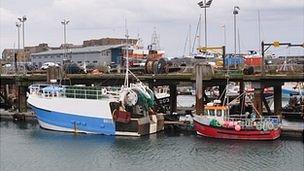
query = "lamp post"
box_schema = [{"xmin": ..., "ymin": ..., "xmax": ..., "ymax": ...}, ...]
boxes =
[
  {"xmin": 233, "ymin": 6, "xmax": 240, "ymax": 68},
  {"xmin": 198, "ymin": 0, "xmax": 213, "ymax": 58},
  {"xmin": 61, "ymin": 19, "xmax": 70, "ymax": 61},
  {"xmin": 233, "ymin": 6, "xmax": 240, "ymax": 55},
  {"xmin": 221, "ymin": 24, "xmax": 227, "ymax": 47},
  {"xmin": 18, "ymin": 16, "xmax": 27, "ymax": 49},
  {"xmin": 16, "ymin": 22, "xmax": 21, "ymax": 50}
]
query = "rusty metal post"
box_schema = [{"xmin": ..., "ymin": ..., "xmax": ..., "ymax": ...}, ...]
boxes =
[
  {"xmin": 252, "ymin": 82, "xmax": 263, "ymax": 115},
  {"xmin": 195, "ymin": 63, "xmax": 204, "ymax": 115},
  {"xmin": 239, "ymin": 81, "xmax": 245, "ymax": 112},
  {"xmin": 47, "ymin": 67, "xmax": 61, "ymax": 83},
  {"xmin": 169, "ymin": 84, "xmax": 177, "ymax": 113},
  {"xmin": 273, "ymin": 84, "xmax": 282, "ymax": 116},
  {"xmin": 17, "ymin": 85, "xmax": 27, "ymax": 112}
]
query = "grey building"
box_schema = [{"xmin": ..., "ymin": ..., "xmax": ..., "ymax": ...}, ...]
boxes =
[{"xmin": 31, "ymin": 44, "xmax": 124, "ymax": 67}]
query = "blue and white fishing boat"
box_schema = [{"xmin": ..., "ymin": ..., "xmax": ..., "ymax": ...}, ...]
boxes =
[{"xmin": 27, "ymin": 33, "xmax": 164, "ymax": 136}]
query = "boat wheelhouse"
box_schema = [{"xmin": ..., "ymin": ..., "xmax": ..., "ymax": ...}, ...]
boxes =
[{"xmin": 193, "ymin": 99, "xmax": 281, "ymax": 140}]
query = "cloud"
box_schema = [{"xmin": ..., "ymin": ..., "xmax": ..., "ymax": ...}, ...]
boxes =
[{"xmin": 0, "ymin": 8, "xmax": 18, "ymax": 27}]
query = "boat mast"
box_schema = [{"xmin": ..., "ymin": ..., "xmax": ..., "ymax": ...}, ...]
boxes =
[
  {"xmin": 258, "ymin": 10, "xmax": 261, "ymax": 54},
  {"xmin": 124, "ymin": 19, "xmax": 129, "ymax": 87},
  {"xmin": 188, "ymin": 24, "xmax": 192, "ymax": 56},
  {"xmin": 192, "ymin": 15, "xmax": 202, "ymax": 54}
]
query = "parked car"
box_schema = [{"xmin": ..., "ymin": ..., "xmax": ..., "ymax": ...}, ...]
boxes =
[
  {"xmin": 63, "ymin": 63, "xmax": 84, "ymax": 74},
  {"xmin": 40, "ymin": 62, "xmax": 59, "ymax": 70}
]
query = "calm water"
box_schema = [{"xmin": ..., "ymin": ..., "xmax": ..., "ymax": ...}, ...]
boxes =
[
  {"xmin": 1, "ymin": 95, "xmax": 303, "ymax": 171},
  {"xmin": 1, "ymin": 120, "xmax": 303, "ymax": 171}
]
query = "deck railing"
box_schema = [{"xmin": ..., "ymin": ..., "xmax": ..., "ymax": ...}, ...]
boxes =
[
  {"xmin": 30, "ymin": 85, "xmax": 120, "ymax": 100},
  {"xmin": 227, "ymin": 115, "xmax": 281, "ymax": 130}
]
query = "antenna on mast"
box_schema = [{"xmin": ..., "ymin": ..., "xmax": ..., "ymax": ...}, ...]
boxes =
[{"xmin": 150, "ymin": 27, "xmax": 160, "ymax": 50}]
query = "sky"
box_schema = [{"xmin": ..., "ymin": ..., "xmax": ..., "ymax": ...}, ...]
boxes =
[{"xmin": 1, "ymin": 0, "xmax": 304, "ymax": 58}]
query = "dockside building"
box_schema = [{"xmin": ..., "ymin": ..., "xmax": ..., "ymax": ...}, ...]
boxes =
[{"xmin": 30, "ymin": 44, "xmax": 125, "ymax": 67}]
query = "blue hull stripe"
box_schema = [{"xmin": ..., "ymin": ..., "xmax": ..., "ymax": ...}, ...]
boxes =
[{"xmin": 31, "ymin": 105, "xmax": 115, "ymax": 135}]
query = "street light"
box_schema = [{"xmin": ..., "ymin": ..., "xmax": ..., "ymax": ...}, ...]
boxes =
[
  {"xmin": 18, "ymin": 15, "xmax": 27, "ymax": 49},
  {"xmin": 61, "ymin": 19, "xmax": 70, "ymax": 60},
  {"xmin": 233, "ymin": 6, "xmax": 240, "ymax": 55},
  {"xmin": 221, "ymin": 24, "xmax": 227, "ymax": 47},
  {"xmin": 198, "ymin": 0, "xmax": 213, "ymax": 58},
  {"xmin": 15, "ymin": 22, "xmax": 21, "ymax": 50},
  {"xmin": 233, "ymin": 6, "xmax": 240, "ymax": 69}
]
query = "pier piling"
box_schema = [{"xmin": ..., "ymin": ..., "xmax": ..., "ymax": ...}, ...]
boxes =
[
  {"xmin": 195, "ymin": 63, "xmax": 204, "ymax": 115},
  {"xmin": 169, "ymin": 84, "xmax": 177, "ymax": 113},
  {"xmin": 252, "ymin": 82, "xmax": 263, "ymax": 115},
  {"xmin": 274, "ymin": 84, "xmax": 282, "ymax": 116}
]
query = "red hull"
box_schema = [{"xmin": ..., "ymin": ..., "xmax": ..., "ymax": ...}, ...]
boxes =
[{"xmin": 194, "ymin": 120, "xmax": 281, "ymax": 140}]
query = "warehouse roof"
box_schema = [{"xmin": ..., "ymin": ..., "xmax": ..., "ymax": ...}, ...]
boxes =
[{"xmin": 31, "ymin": 44, "xmax": 125, "ymax": 56}]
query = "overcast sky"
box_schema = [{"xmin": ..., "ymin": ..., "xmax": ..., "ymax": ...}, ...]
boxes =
[{"xmin": 1, "ymin": 0, "xmax": 304, "ymax": 57}]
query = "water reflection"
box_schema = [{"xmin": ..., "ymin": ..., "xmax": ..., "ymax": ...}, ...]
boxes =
[{"xmin": 1, "ymin": 120, "xmax": 303, "ymax": 171}]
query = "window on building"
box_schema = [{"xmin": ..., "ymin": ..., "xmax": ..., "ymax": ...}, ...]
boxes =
[
  {"xmin": 44, "ymin": 56, "xmax": 48, "ymax": 58},
  {"xmin": 93, "ymin": 61, "xmax": 98, "ymax": 63},
  {"xmin": 77, "ymin": 61, "xmax": 82, "ymax": 64},
  {"xmin": 57, "ymin": 55, "xmax": 60, "ymax": 58},
  {"xmin": 85, "ymin": 61, "xmax": 90, "ymax": 63},
  {"xmin": 32, "ymin": 56, "xmax": 36, "ymax": 59},
  {"xmin": 38, "ymin": 56, "xmax": 42, "ymax": 59}
]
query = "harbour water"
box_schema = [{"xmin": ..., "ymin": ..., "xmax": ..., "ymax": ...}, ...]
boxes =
[
  {"xmin": 1, "ymin": 120, "xmax": 303, "ymax": 171},
  {"xmin": 1, "ymin": 96, "xmax": 303, "ymax": 171}
]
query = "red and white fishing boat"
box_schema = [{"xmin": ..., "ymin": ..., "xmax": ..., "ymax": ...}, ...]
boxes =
[{"xmin": 193, "ymin": 96, "xmax": 282, "ymax": 140}]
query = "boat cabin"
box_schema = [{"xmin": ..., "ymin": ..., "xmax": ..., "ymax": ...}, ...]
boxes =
[{"xmin": 203, "ymin": 103, "xmax": 229, "ymax": 121}]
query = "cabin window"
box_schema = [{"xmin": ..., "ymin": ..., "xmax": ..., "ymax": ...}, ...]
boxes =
[
  {"xmin": 209, "ymin": 109, "xmax": 215, "ymax": 116},
  {"xmin": 204, "ymin": 109, "xmax": 209, "ymax": 115},
  {"xmin": 223, "ymin": 110, "xmax": 228, "ymax": 117},
  {"xmin": 216, "ymin": 110, "xmax": 222, "ymax": 117}
]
